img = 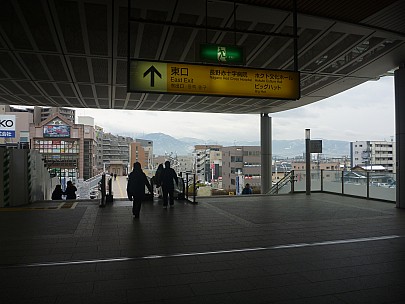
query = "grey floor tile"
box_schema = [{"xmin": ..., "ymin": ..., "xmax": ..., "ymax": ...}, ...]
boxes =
[{"xmin": 1, "ymin": 193, "xmax": 404, "ymax": 303}]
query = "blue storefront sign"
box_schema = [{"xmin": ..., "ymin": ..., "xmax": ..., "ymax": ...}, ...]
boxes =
[{"xmin": 0, "ymin": 115, "xmax": 16, "ymax": 138}]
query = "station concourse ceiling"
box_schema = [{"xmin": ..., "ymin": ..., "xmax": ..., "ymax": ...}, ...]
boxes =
[{"xmin": 0, "ymin": 0, "xmax": 404, "ymax": 114}]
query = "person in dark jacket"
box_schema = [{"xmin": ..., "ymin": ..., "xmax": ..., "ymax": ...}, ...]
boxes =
[
  {"xmin": 51, "ymin": 184, "xmax": 63, "ymax": 200},
  {"xmin": 65, "ymin": 181, "xmax": 77, "ymax": 200},
  {"xmin": 160, "ymin": 161, "xmax": 178, "ymax": 208},
  {"xmin": 242, "ymin": 183, "xmax": 252, "ymax": 195},
  {"xmin": 127, "ymin": 162, "xmax": 153, "ymax": 218},
  {"xmin": 152, "ymin": 163, "xmax": 164, "ymax": 198}
]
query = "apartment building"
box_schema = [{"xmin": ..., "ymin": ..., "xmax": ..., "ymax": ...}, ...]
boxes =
[
  {"xmin": 95, "ymin": 126, "xmax": 104, "ymax": 173},
  {"xmin": 134, "ymin": 139, "xmax": 153, "ymax": 170},
  {"xmin": 77, "ymin": 116, "xmax": 98, "ymax": 180},
  {"xmin": 222, "ymin": 146, "xmax": 261, "ymax": 190},
  {"xmin": 33, "ymin": 107, "xmax": 75, "ymax": 124},
  {"xmin": 176, "ymin": 155, "xmax": 194, "ymax": 175},
  {"xmin": 194, "ymin": 145, "xmax": 222, "ymax": 183},
  {"xmin": 350, "ymin": 140, "xmax": 396, "ymax": 173},
  {"xmin": 102, "ymin": 133, "xmax": 132, "ymax": 176}
]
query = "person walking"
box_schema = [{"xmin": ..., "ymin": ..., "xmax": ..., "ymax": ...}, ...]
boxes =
[
  {"xmin": 126, "ymin": 162, "xmax": 153, "ymax": 218},
  {"xmin": 65, "ymin": 181, "xmax": 77, "ymax": 199},
  {"xmin": 152, "ymin": 163, "xmax": 164, "ymax": 198},
  {"xmin": 160, "ymin": 161, "xmax": 178, "ymax": 208}
]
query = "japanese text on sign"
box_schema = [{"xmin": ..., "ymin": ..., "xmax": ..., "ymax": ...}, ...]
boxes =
[{"xmin": 129, "ymin": 60, "xmax": 300, "ymax": 99}]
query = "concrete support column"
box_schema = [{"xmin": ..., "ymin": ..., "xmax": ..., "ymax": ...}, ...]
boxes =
[
  {"xmin": 395, "ymin": 64, "xmax": 405, "ymax": 208},
  {"xmin": 261, "ymin": 113, "xmax": 272, "ymax": 194},
  {"xmin": 305, "ymin": 129, "xmax": 311, "ymax": 195}
]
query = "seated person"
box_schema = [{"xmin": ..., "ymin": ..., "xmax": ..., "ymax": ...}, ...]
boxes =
[
  {"xmin": 51, "ymin": 184, "xmax": 63, "ymax": 200},
  {"xmin": 65, "ymin": 181, "xmax": 77, "ymax": 200},
  {"xmin": 242, "ymin": 183, "xmax": 252, "ymax": 195}
]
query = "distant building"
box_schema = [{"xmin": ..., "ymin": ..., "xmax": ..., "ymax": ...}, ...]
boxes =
[
  {"xmin": 29, "ymin": 114, "xmax": 86, "ymax": 184},
  {"xmin": 176, "ymin": 155, "xmax": 194, "ymax": 176},
  {"xmin": 129, "ymin": 142, "xmax": 147, "ymax": 170},
  {"xmin": 273, "ymin": 162, "xmax": 291, "ymax": 183},
  {"xmin": 153, "ymin": 155, "xmax": 167, "ymax": 169},
  {"xmin": 152, "ymin": 153, "xmax": 193, "ymax": 177},
  {"xmin": 128, "ymin": 140, "xmax": 153, "ymax": 176},
  {"xmin": 222, "ymin": 146, "xmax": 261, "ymax": 190},
  {"xmin": 134, "ymin": 139, "xmax": 154, "ymax": 170},
  {"xmin": 0, "ymin": 105, "xmax": 32, "ymax": 148},
  {"xmin": 1, "ymin": 106, "xmax": 77, "ymax": 149},
  {"xmin": 350, "ymin": 140, "xmax": 395, "ymax": 173},
  {"xmin": 194, "ymin": 145, "xmax": 222, "ymax": 183},
  {"xmin": 77, "ymin": 116, "xmax": 98, "ymax": 180},
  {"xmin": 95, "ymin": 126, "xmax": 104, "ymax": 173},
  {"xmin": 102, "ymin": 133, "xmax": 132, "ymax": 176},
  {"xmin": 33, "ymin": 106, "xmax": 75, "ymax": 124},
  {"xmin": 291, "ymin": 161, "xmax": 341, "ymax": 171}
]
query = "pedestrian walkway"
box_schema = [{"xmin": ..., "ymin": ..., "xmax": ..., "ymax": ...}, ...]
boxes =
[
  {"xmin": 1, "ymin": 193, "xmax": 405, "ymax": 303},
  {"xmin": 110, "ymin": 175, "xmax": 129, "ymax": 199}
]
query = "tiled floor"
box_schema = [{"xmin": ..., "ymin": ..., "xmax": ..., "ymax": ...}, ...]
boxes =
[{"xmin": 1, "ymin": 193, "xmax": 405, "ymax": 303}]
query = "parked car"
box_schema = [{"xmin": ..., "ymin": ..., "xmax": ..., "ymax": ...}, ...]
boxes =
[{"xmin": 90, "ymin": 189, "xmax": 98, "ymax": 199}]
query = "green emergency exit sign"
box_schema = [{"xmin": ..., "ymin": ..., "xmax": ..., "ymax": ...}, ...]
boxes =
[{"xmin": 199, "ymin": 44, "xmax": 244, "ymax": 65}]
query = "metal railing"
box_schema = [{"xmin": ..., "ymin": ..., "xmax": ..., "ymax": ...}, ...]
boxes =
[{"xmin": 268, "ymin": 171, "xmax": 293, "ymax": 194}]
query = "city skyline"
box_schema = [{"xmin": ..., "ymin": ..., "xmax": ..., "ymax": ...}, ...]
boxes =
[{"xmin": 75, "ymin": 76, "xmax": 395, "ymax": 143}]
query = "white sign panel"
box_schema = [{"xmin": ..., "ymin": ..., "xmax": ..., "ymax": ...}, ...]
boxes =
[{"xmin": 0, "ymin": 115, "xmax": 16, "ymax": 138}]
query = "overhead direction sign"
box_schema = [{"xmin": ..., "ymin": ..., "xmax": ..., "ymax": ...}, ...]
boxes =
[{"xmin": 129, "ymin": 60, "xmax": 300, "ymax": 100}]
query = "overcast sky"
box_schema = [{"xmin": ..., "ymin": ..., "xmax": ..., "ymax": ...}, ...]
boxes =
[{"xmin": 75, "ymin": 76, "xmax": 395, "ymax": 143}]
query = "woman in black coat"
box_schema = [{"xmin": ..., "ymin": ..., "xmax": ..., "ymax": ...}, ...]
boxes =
[{"xmin": 126, "ymin": 162, "xmax": 153, "ymax": 218}]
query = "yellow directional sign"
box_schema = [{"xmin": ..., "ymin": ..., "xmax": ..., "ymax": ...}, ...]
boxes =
[{"xmin": 129, "ymin": 60, "xmax": 300, "ymax": 99}]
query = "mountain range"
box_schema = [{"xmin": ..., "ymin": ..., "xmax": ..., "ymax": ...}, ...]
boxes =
[{"xmin": 136, "ymin": 132, "xmax": 350, "ymax": 158}]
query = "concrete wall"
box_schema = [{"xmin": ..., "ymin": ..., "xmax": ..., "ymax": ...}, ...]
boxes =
[
  {"xmin": 29, "ymin": 150, "xmax": 54, "ymax": 202},
  {"xmin": 9, "ymin": 149, "xmax": 29, "ymax": 206},
  {"xmin": 1, "ymin": 148, "xmax": 53, "ymax": 207},
  {"xmin": 0, "ymin": 148, "xmax": 5, "ymax": 207}
]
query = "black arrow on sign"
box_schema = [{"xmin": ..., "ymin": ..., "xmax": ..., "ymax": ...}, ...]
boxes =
[{"xmin": 143, "ymin": 65, "xmax": 162, "ymax": 87}]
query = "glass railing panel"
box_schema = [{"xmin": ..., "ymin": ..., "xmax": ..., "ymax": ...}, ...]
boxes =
[
  {"xmin": 369, "ymin": 172, "xmax": 396, "ymax": 201},
  {"xmin": 311, "ymin": 170, "xmax": 322, "ymax": 191},
  {"xmin": 322, "ymin": 170, "xmax": 342, "ymax": 194},
  {"xmin": 288, "ymin": 169, "xmax": 396, "ymax": 202},
  {"xmin": 293, "ymin": 170, "xmax": 306, "ymax": 191},
  {"xmin": 293, "ymin": 170, "xmax": 321, "ymax": 192},
  {"xmin": 342, "ymin": 180, "xmax": 367, "ymax": 198}
]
